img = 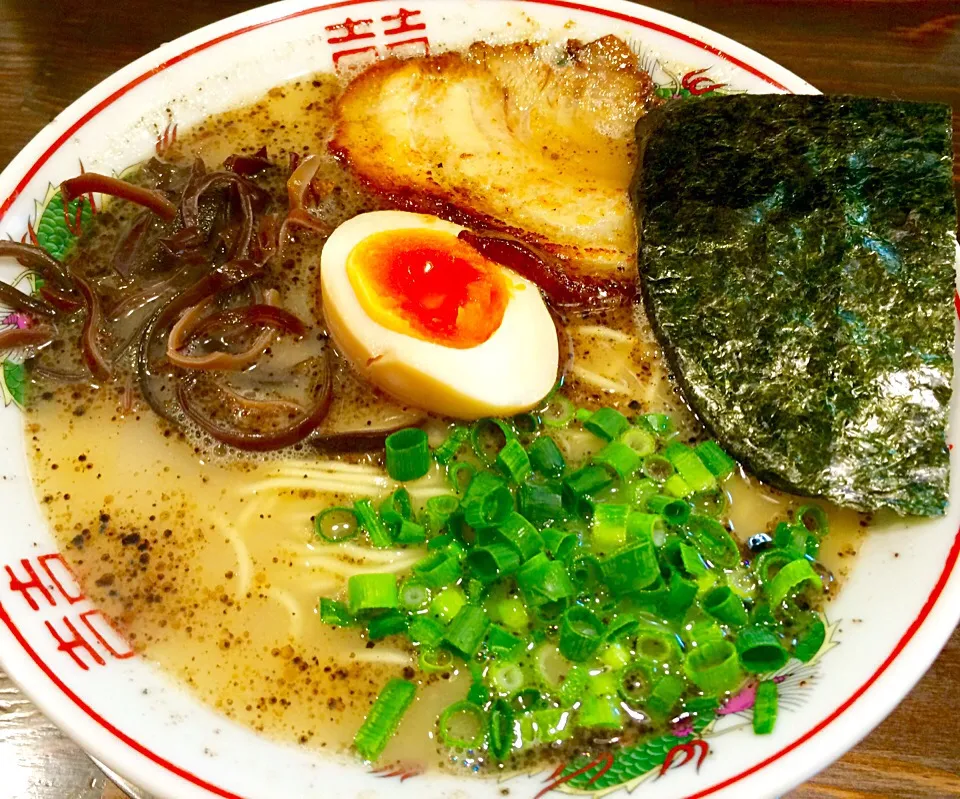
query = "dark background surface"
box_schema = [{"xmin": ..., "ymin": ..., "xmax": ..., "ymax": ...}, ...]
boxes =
[{"xmin": 0, "ymin": 1, "xmax": 957, "ymax": 797}]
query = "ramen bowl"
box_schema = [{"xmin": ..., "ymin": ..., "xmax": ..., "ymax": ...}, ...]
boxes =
[{"xmin": 0, "ymin": 2, "xmax": 957, "ymax": 799}]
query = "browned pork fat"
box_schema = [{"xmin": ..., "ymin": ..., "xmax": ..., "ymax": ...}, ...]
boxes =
[{"xmin": 329, "ymin": 36, "xmax": 654, "ymax": 289}]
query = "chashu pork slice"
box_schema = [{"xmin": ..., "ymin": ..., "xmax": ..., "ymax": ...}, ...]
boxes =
[{"xmin": 329, "ymin": 37, "xmax": 654, "ymax": 284}]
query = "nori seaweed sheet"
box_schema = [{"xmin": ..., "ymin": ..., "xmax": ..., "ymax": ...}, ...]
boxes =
[{"xmin": 634, "ymin": 95, "xmax": 956, "ymax": 516}]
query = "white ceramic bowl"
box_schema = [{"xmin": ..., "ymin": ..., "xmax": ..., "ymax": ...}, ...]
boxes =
[{"xmin": 0, "ymin": 2, "xmax": 957, "ymax": 798}]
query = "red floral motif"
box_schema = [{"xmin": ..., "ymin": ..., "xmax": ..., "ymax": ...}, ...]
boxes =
[
  {"xmin": 156, "ymin": 119, "xmax": 178, "ymax": 158},
  {"xmin": 659, "ymin": 739, "xmax": 710, "ymax": 777},
  {"xmin": 370, "ymin": 762, "xmax": 423, "ymax": 781},
  {"xmin": 534, "ymin": 752, "xmax": 615, "ymax": 799},
  {"xmin": 681, "ymin": 67, "xmax": 727, "ymax": 95}
]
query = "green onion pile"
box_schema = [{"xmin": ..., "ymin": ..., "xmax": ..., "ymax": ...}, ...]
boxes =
[{"xmin": 315, "ymin": 400, "xmax": 831, "ymax": 764}]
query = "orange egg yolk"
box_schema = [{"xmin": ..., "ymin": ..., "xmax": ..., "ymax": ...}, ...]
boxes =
[{"xmin": 346, "ymin": 229, "xmax": 510, "ymax": 349}]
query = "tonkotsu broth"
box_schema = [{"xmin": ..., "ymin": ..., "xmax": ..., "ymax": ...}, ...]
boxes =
[{"xmin": 25, "ymin": 72, "xmax": 866, "ymax": 771}]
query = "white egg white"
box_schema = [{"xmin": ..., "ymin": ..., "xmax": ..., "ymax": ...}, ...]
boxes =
[{"xmin": 320, "ymin": 210, "xmax": 559, "ymax": 419}]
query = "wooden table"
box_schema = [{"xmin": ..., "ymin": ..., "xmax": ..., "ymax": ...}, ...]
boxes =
[{"xmin": 0, "ymin": 1, "xmax": 958, "ymax": 797}]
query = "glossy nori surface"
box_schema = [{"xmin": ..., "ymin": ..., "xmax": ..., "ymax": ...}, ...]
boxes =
[{"xmin": 634, "ymin": 94, "xmax": 956, "ymax": 516}]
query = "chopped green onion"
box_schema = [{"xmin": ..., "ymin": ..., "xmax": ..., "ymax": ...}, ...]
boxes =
[
  {"xmin": 430, "ymin": 586, "xmax": 467, "ymax": 623},
  {"xmin": 556, "ymin": 663, "xmax": 589, "ymax": 705},
  {"xmin": 471, "ymin": 418, "xmax": 517, "ymax": 467},
  {"xmin": 663, "ymin": 571, "xmax": 699, "ymax": 620},
  {"xmin": 534, "ymin": 707, "xmax": 573, "ymax": 742},
  {"xmin": 647, "ymin": 674, "xmax": 684, "ymax": 719},
  {"xmin": 513, "ymin": 690, "xmax": 545, "ymax": 716},
  {"xmin": 462, "ymin": 472, "xmax": 513, "ymax": 529},
  {"xmin": 428, "ymin": 494, "xmax": 461, "ymax": 516},
  {"xmin": 354, "ymin": 498, "xmax": 393, "ymax": 548},
  {"xmin": 591, "ymin": 503, "xmax": 630, "ymax": 554},
  {"xmin": 412, "ymin": 550, "xmax": 461, "ymax": 589},
  {"xmin": 618, "ymin": 661, "xmax": 655, "ymax": 703},
  {"xmin": 577, "ymin": 693, "xmax": 623, "ymax": 729},
  {"xmin": 593, "ymin": 441, "xmax": 642, "ymax": 479},
  {"xmin": 796, "ymin": 504, "xmax": 829, "ymax": 536},
  {"xmin": 753, "ymin": 680, "xmax": 778, "ymax": 734},
  {"xmin": 353, "ymin": 678, "xmax": 416, "ymax": 762},
  {"xmin": 379, "ymin": 489, "xmax": 412, "ymax": 530},
  {"xmin": 575, "ymin": 407, "xmax": 594, "ymax": 423},
  {"xmin": 319, "ymin": 598, "xmax": 355, "ymax": 627},
  {"xmin": 395, "ymin": 519, "xmax": 426, "ymax": 545},
  {"xmin": 703, "ymin": 585, "xmax": 749, "ymax": 627},
  {"xmin": 690, "ymin": 488, "xmax": 729, "ymax": 518},
  {"xmin": 491, "ymin": 596, "xmax": 530, "ymax": 631},
  {"xmin": 434, "ymin": 425, "xmax": 469, "ymax": 464},
  {"xmin": 620, "ymin": 426, "xmax": 656, "ymax": 456},
  {"xmin": 467, "ymin": 681, "xmax": 491, "ymax": 706},
  {"xmin": 486, "ymin": 624, "xmax": 525, "ymax": 658},
  {"xmin": 497, "ymin": 438, "xmax": 531, "ymax": 483},
  {"xmin": 794, "ymin": 617, "xmax": 826, "ymax": 662},
  {"xmin": 678, "ymin": 541, "xmax": 709, "ymax": 576},
  {"xmin": 448, "ymin": 461, "xmax": 477, "ymax": 494},
  {"xmin": 531, "ymin": 643, "xmax": 568, "ymax": 691},
  {"xmin": 637, "ymin": 413, "xmax": 673, "ymax": 436},
  {"xmin": 398, "ymin": 578, "xmax": 431, "ymax": 611},
  {"xmin": 584, "ymin": 407, "xmax": 630, "ymax": 441},
  {"xmin": 642, "ymin": 454, "xmax": 675, "ymax": 481},
  {"xmin": 684, "ymin": 639, "xmax": 743, "ymax": 694},
  {"xmin": 438, "ymin": 701, "xmax": 486, "ymax": 748},
  {"xmin": 768, "ymin": 558, "xmax": 822, "ymax": 607},
  {"xmin": 750, "ymin": 602, "xmax": 777, "ymax": 627},
  {"xmin": 663, "ymin": 473, "xmax": 693, "ymax": 498},
  {"xmin": 626, "ymin": 511, "xmax": 665, "ymax": 540},
  {"xmin": 314, "ymin": 507, "xmax": 358, "ymax": 543},
  {"xmin": 600, "ymin": 640, "xmax": 632, "ymax": 670},
  {"xmin": 541, "ymin": 393, "xmax": 575, "ymax": 428},
  {"xmin": 566, "ymin": 550, "xmax": 604, "ymax": 590},
  {"xmin": 512, "ymin": 412, "xmax": 540, "ymax": 439},
  {"xmin": 385, "ymin": 428, "xmax": 430, "ymax": 481},
  {"xmin": 563, "ymin": 464, "xmax": 613, "ymax": 504},
  {"xmin": 465, "ymin": 577, "xmax": 487, "ymax": 603},
  {"xmin": 690, "ymin": 515, "xmax": 741, "ymax": 568},
  {"xmin": 630, "ymin": 580, "xmax": 670, "ymax": 615},
  {"xmin": 437, "ymin": 702, "xmax": 486, "ymax": 749},
  {"xmin": 694, "ymin": 441, "xmax": 737, "ymax": 479},
  {"xmin": 629, "ymin": 477, "xmax": 660, "ymax": 507},
  {"xmin": 408, "ymin": 615, "xmax": 445, "ymax": 648},
  {"xmin": 367, "ymin": 611, "xmax": 408, "ymax": 640},
  {"xmin": 683, "ymin": 696, "xmax": 720, "ymax": 718},
  {"xmin": 736, "ymin": 626, "xmax": 789, "ymax": 673},
  {"xmin": 444, "ymin": 605, "xmax": 490, "ymax": 657},
  {"xmin": 605, "ymin": 613, "xmax": 639, "ymax": 642},
  {"xmin": 424, "ymin": 494, "xmax": 460, "ymax": 534},
  {"xmin": 635, "ymin": 624, "xmax": 683, "ymax": 664},
  {"xmin": 489, "ymin": 661, "xmax": 526, "ymax": 694},
  {"xmin": 518, "ymin": 481, "xmax": 565, "ymax": 525},
  {"xmin": 776, "ymin": 522, "xmax": 822, "ymax": 559},
  {"xmin": 528, "ymin": 436, "xmax": 566, "ymax": 477},
  {"xmin": 586, "ymin": 668, "xmax": 619, "ymax": 696},
  {"xmin": 601, "ymin": 534, "xmax": 659, "ymax": 596},
  {"xmin": 467, "ymin": 544, "xmax": 521, "ymax": 583},
  {"xmin": 645, "ymin": 494, "xmax": 690, "ymax": 525},
  {"xmin": 541, "ymin": 528, "xmax": 578, "ymax": 561},
  {"xmin": 419, "ymin": 647, "xmax": 455, "ymax": 673},
  {"xmin": 664, "ymin": 441, "xmax": 717, "ymax": 493},
  {"xmin": 488, "ymin": 699, "xmax": 514, "ymax": 760},
  {"xmin": 752, "ymin": 549, "xmax": 796, "ymax": 586},
  {"xmin": 348, "ymin": 573, "xmax": 398, "ymax": 615},
  {"xmin": 517, "ymin": 553, "xmax": 575, "ymax": 606},
  {"xmin": 558, "ymin": 605, "xmax": 605, "ymax": 662},
  {"xmin": 495, "ymin": 512, "xmax": 544, "ymax": 560}
]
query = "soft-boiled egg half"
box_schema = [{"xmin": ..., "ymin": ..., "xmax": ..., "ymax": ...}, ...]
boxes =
[{"xmin": 320, "ymin": 211, "xmax": 559, "ymax": 419}]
